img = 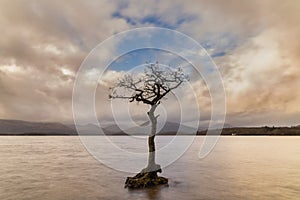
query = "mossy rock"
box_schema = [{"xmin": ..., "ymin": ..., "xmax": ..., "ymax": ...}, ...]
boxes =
[{"xmin": 125, "ymin": 171, "xmax": 168, "ymax": 189}]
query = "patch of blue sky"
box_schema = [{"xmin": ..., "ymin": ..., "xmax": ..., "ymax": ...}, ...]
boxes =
[
  {"xmin": 112, "ymin": 11, "xmax": 137, "ymax": 26},
  {"xmin": 112, "ymin": 29, "xmax": 178, "ymax": 57},
  {"xmin": 211, "ymin": 51, "xmax": 226, "ymax": 58},
  {"xmin": 108, "ymin": 48, "xmax": 189, "ymax": 71},
  {"xmin": 140, "ymin": 14, "xmax": 196, "ymax": 29},
  {"xmin": 107, "ymin": 31, "xmax": 218, "ymax": 79},
  {"xmin": 105, "ymin": 19, "xmax": 228, "ymax": 80},
  {"xmin": 200, "ymin": 32, "xmax": 238, "ymax": 58},
  {"xmin": 112, "ymin": 10, "xmax": 196, "ymax": 30}
]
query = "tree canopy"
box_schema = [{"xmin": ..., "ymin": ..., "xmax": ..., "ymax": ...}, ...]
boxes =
[{"xmin": 109, "ymin": 62, "xmax": 189, "ymax": 105}]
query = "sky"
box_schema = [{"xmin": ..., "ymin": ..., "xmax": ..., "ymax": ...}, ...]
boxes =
[{"xmin": 0, "ymin": 0, "xmax": 300, "ymax": 126}]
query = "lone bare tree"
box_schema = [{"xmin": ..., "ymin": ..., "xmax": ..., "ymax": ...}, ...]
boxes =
[{"xmin": 109, "ymin": 62, "xmax": 189, "ymax": 188}]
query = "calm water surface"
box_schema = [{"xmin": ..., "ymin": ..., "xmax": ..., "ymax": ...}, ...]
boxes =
[{"xmin": 0, "ymin": 136, "xmax": 299, "ymax": 200}]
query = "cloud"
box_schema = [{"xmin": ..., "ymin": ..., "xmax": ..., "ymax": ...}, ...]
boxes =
[
  {"xmin": 0, "ymin": 0, "xmax": 129, "ymax": 122},
  {"xmin": 208, "ymin": 1, "xmax": 300, "ymax": 126},
  {"xmin": 0, "ymin": 0, "xmax": 300, "ymax": 126}
]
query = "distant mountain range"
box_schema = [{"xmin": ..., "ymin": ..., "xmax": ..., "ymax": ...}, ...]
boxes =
[
  {"xmin": 0, "ymin": 119, "xmax": 299, "ymax": 136},
  {"xmin": 0, "ymin": 119, "xmax": 75, "ymax": 135},
  {"xmin": 0, "ymin": 119, "xmax": 229, "ymax": 135},
  {"xmin": 0, "ymin": 119, "xmax": 200, "ymax": 135}
]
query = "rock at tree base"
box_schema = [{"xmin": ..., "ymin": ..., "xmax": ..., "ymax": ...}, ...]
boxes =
[{"xmin": 125, "ymin": 171, "xmax": 168, "ymax": 189}]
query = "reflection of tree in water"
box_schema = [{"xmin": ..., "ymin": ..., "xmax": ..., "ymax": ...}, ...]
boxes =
[
  {"xmin": 128, "ymin": 186, "xmax": 165, "ymax": 200},
  {"xmin": 146, "ymin": 187, "xmax": 163, "ymax": 200}
]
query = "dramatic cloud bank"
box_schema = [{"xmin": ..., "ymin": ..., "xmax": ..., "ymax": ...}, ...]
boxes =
[{"xmin": 0, "ymin": 0, "xmax": 299, "ymax": 126}]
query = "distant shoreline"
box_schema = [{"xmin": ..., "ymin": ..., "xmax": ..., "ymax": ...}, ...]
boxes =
[
  {"xmin": 1, "ymin": 130, "xmax": 300, "ymax": 136},
  {"xmin": 1, "ymin": 118, "xmax": 299, "ymax": 136},
  {"xmin": 0, "ymin": 135, "xmax": 299, "ymax": 136},
  {"xmin": 1, "ymin": 135, "xmax": 299, "ymax": 136}
]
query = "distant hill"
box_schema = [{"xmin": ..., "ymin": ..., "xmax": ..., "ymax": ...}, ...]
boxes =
[
  {"xmin": 197, "ymin": 122, "xmax": 232, "ymax": 131},
  {"xmin": 0, "ymin": 119, "xmax": 76, "ymax": 135},
  {"xmin": 0, "ymin": 119, "xmax": 199, "ymax": 135},
  {"xmin": 197, "ymin": 126, "xmax": 300, "ymax": 136},
  {"xmin": 0, "ymin": 119, "xmax": 299, "ymax": 136},
  {"xmin": 103, "ymin": 124, "xmax": 129, "ymax": 135},
  {"xmin": 121, "ymin": 121, "xmax": 198, "ymax": 135},
  {"xmin": 73, "ymin": 123, "xmax": 106, "ymax": 135}
]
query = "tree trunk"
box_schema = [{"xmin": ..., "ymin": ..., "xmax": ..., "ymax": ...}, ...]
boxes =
[
  {"xmin": 124, "ymin": 103, "xmax": 168, "ymax": 188},
  {"xmin": 146, "ymin": 104, "xmax": 160, "ymax": 172}
]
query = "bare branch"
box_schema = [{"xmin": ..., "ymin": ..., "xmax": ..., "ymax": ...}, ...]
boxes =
[{"xmin": 109, "ymin": 62, "xmax": 189, "ymax": 105}]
